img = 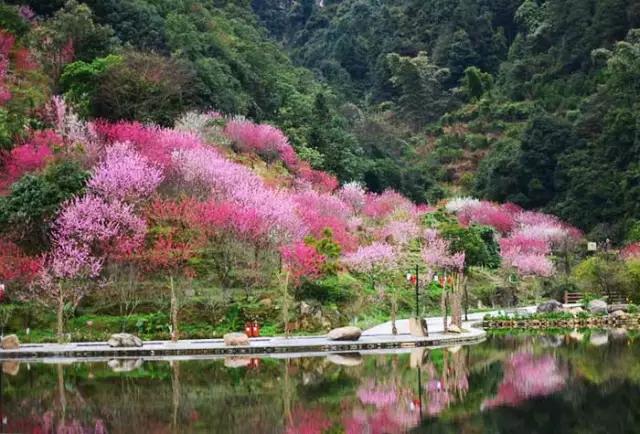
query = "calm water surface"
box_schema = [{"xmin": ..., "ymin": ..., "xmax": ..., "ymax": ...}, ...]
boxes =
[{"xmin": 2, "ymin": 331, "xmax": 639, "ymax": 433}]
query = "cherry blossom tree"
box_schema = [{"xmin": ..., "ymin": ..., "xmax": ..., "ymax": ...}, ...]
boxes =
[
  {"xmin": 343, "ymin": 242, "xmax": 401, "ymax": 334},
  {"xmin": 422, "ymin": 229, "xmax": 466, "ymax": 330},
  {"xmin": 40, "ymin": 194, "xmax": 146, "ymax": 342},
  {"xmin": 136, "ymin": 198, "xmax": 205, "ymax": 341}
]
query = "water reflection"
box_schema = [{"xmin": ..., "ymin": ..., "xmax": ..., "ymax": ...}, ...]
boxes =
[{"xmin": 1, "ymin": 331, "xmax": 640, "ymax": 433}]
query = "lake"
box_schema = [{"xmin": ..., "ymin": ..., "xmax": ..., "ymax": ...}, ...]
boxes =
[{"xmin": 1, "ymin": 330, "xmax": 638, "ymax": 433}]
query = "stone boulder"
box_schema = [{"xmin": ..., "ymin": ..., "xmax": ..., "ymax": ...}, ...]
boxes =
[
  {"xmin": 223, "ymin": 332, "xmax": 250, "ymax": 346},
  {"xmin": 567, "ymin": 307, "xmax": 585, "ymax": 315},
  {"xmin": 537, "ymin": 300, "xmax": 563, "ymax": 313},
  {"xmin": 1, "ymin": 334, "xmax": 19, "ymax": 350},
  {"xmin": 327, "ymin": 326, "xmax": 362, "ymax": 341},
  {"xmin": 611, "ymin": 310, "xmax": 629, "ymax": 319},
  {"xmin": 447, "ymin": 324, "xmax": 463, "ymax": 334},
  {"xmin": 588, "ymin": 299, "xmax": 608, "ymax": 314},
  {"xmin": 608, "ymin": 303, "xmax": 629, "ymax": 313},
  {"xmin": 107, "ymin": 333, "xmax": 143, "ymax": 348}
]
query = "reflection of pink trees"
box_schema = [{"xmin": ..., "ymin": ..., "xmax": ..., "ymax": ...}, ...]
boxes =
[
  {"xmin": 344, "ymin": 381, "xmax": 420, "ymax": 434},
  {"xmin": 423, "ymin": 350, "xmax": 469, "ymax": 417},
  {"xmin": 482, "ymin": 352, "xmax": 566, "ymax": 410},
  {"xmin": 357, "ymin": 382, "xmax": 398, "ymax": 408},
  {"xmin": 285, "ymin": 406, "xmax": 332, "ymax": 434}
]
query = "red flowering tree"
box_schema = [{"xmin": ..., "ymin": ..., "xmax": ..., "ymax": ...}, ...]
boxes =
[
  {"xmin": 0, "ymin": 238, "xmax": 42, "ymax": 291},
  {"xmin": 137, "ymin": 198, "xmax": 205, "ymax": 341}
]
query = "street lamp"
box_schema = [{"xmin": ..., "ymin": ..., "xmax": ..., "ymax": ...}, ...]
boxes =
[{"xmin": 406, "ymin": 265, "xmax": 420, "ymax": 317}]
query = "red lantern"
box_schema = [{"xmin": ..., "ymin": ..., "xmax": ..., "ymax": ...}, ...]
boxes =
[
  {"xmin": 251, "ymin": 321, "xmax": 260, "ymax": 337},
  {"xmin": 244, "ymin": 322, "xmax": 252, "ymax": 337}
]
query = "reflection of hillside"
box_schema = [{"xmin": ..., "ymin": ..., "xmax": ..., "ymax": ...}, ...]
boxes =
[{"xmin": 4, "ymin": 335, "xmax": 640, "ymax": 433}]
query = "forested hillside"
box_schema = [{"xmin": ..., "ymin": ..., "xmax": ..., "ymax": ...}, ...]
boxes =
[{"xmin": 254, "ymin": 0, "xmax": 640, "ymax": 242}]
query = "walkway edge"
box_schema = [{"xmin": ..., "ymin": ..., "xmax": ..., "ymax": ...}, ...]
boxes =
[{"xmin": 0, "ymin": 327, "xmax": 486, "ymax": 361}]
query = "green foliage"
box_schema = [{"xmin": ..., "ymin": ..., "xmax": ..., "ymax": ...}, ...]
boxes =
[
  {"xmin": 0, "ymin": 4, "xmax": 30, "ymax": 36},
  {"xmin": 462, "ymin": 67, "xmax": 493, "ymax": 101},
  {"xmin": 60, "ymin": 54, "xmax": 123, "ymax": 117},
  {"xmin": 297, "ymin": 273, "xmax": 360, "ymax": 303},
  {"xmin": 0, "ymin": 160, "xmax": 89, "ymax": 252},
  {"xmin": 440, "ymin": 223, "xmax": 501, "ymax": 269},
  {"xmin": 387, "ymin": 51, "xmax": 452, "ymax": 128}
]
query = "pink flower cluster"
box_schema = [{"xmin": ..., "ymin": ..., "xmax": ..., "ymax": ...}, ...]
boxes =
[
  {"xmin": 173, "ymin": 146, "xmax": 307, "ymax": 244},
  {"xmin": 422, "ymin": 229, "xmax": 465, "ymax": 272},
  {"xmin": 0, "ymin": 130, "xmax": 57, "ymax": 190},
  {"xmin": 94, "ymin": 121, "xmax": 203, "ymax": 168},
  {"xmin": 225, "ymin": 118, "xmax": 296, "ymax": 163},
  {"xmin": 457, "ymin": 201, "xmax": 516, "ymax": 234},
  {"xmin": 621, "ymin": 242, "xmax": 640, "ymax": 260},
  {"xmin": 281, "ymin": 241, "xmax": 325, "ymax": 286},
  {"xmin": 88, "ymin": 142, "xmax": 163, "ymax": 203},
  {"xmin": 342, "ymin": 242, "xmax": 398, "ymax": 276},
  {"xmin": 449, "ymin": 197, "xmax": 582, "ymax": 277}
]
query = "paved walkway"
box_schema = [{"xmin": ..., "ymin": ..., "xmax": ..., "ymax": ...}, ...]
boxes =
[
  {"xmin": 363, "ymin": 305, "xmax": 539, "ymax": 336},
  {"xmin": 0, "ymin": 305, "xmax": 546, "ymax": 362}
]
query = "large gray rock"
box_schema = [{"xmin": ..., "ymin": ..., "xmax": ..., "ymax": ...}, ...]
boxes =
[
  {"xmin": 327, "ymin": 326, "xmax": 362, "ymax": 341},
  {"xmin": 537, "ymin": 300, "xmax": 563, "ymax": 313},
  {"xmin": 223, "ymin": 332, "xmax": 250, "ymax": 346},
  {"xmin": 107, "ymin": 333, "xmax": 143, "ymax": 348},
  {"xmin": 611, "ymin": 310, "xmax": 628, "ymax": 319},
  {"xmin": 588, "ymin": 299, "xmax": 608, "ymax": 314},
  {"xmin": 1, "ymin": 334, "xmax": 19, "ymax": 350},
  {"xmin": 608, "ymin": 303, "xmax": 630, "ymax": 313}
]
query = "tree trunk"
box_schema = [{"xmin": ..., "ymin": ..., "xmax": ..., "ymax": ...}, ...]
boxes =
[
  {"xmin": 57, "ymin": 286, "xmax": 65, "ymax": 344},
  {"xmin": 450, "ymin": 274, "xmax": 463, "ymax": 328},
  {"xmin": 441, "ymin": 288, "xmax": 448, "ymax": 333},
  {"xmin": 391, "ymin": 288, "xmax": 398, "ymax": 335},
  {"xmin": 170, "ymin": 275, "xmax": 178, "ymax": 342},
  {"xmin": 282, "ymin": 271, "xmax": 290, "ymax": 339}
]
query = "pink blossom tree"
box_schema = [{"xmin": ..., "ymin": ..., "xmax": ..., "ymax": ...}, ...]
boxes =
[
  {"xmin": 422, "ymin": 229, "xmax": 466, "ymax": 330},
  {"xmin": 343, "ymin": 242, "xmax": 401, "ymax": 333},
  {"xmin": 88, "ymin": 142, "xmax": 164, "ymax": 204},
  {"xmin": 40, "ymin": 194, "xmax": 146, "ymax": 342}
]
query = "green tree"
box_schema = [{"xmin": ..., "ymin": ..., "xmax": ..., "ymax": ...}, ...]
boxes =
[
  {"xmin": 387, "ymin": 51, "xmax": 452, "ymax": 128},
  {"xmin": 0, "ymin": 160, "xmax": 88, "ymax": 253}
]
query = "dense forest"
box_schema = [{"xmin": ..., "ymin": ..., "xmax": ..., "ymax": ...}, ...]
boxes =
[
  {"xmin": 252, "ymin": 0, "xmax": 640, "ymax": 242},
  {"xmin": 4, "ymin": 0, "xmax": 640, "ymax": 241}
]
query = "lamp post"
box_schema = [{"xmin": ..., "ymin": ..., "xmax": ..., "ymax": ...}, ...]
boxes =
[{"xmin": 407, "ymin": 265, "xmax": 420, "ymax": 318}]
